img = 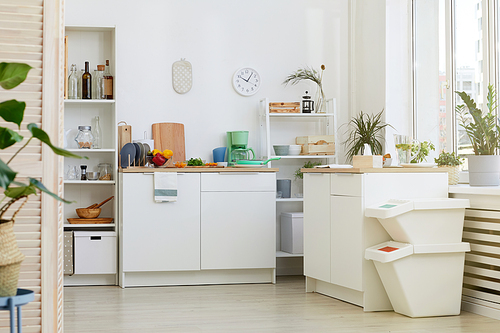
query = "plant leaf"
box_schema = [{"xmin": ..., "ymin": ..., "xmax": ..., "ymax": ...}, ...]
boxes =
[
  {"xmin": 0, "ymin": 100, "xmax": 25, "ymax": 128},
  {"xmin": 29, "ymin": 178, "xmax": 74, "ymax": 204},
  {"xmin": 27, "ymin": 123, "xmax": 88, "ymax": 159},
  {"xmin": 0, "ymin": 62, "xmax": 32, "ymax": 90},
  {"xmin": 0, "ymin": 159, "xmax": 17, "ymax": 189},
  {"xmin": 0, "ymin": 127, "xmax": 23, "ymax": 149},
  {"xmin": 4, "ymin": 184, "xmax": 37, "ymax": 199}
]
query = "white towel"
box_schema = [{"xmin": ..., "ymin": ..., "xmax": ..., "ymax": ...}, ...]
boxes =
[{"xmin": 154, "ymin": 172, "xmax": 177, "ymax": 202}]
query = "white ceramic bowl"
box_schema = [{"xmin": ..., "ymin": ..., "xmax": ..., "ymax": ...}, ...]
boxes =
[{"xmin": 288, "ymin": 145, "xmax": 302, "ymax": 155}]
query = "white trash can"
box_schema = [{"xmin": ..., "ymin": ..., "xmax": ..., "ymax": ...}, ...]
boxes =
[
  {"xmin": 365, "ymin": 241, "xmax": 470, "ymax": 318},
  {"xmin": 365, "ymin": 198, "xmax": 469, "ymax": 244},
  {"xmin": 280, "ymin": 212, "xmax": 303, "ymax": 254}
]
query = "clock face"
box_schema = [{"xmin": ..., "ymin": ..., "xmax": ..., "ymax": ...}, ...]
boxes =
[{"xmin": 232, "ymin": 67, "xmax": 261, "ymax": 96}]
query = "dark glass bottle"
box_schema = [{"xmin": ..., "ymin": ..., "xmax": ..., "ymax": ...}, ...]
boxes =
[
  {"xmin": 104, "ymin": 60, "xmax": 114, "ymax": 99},
  {"xmin": 82, "ymin": 61, "xmax": 92, "ymax": 99}
]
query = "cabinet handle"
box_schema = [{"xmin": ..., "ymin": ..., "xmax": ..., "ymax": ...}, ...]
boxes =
[
  {"xmin": 219, "ymin": 172, "xmax": 259, "ymax": 175},
  {"xmin": 90, "ymin": 236, "xmax": 101, "ymax": 241}
]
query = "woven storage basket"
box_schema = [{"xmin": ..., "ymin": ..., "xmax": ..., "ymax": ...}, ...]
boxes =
[
  {"xmin": 439, "ymin": 165, "xmax": 460, "ymax": 185},
  {"xmin": 0, "ymin": 221, "xmax": 25, "ymax": 296}
]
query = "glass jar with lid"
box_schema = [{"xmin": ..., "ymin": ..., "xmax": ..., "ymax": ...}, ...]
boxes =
[
  {"xmin": 74, "ymin": 126, "xmax": 94, "ymax": 149},
  {"xmin": 98, "ymin": 163, "xmax": 112, "ymax": 180}
]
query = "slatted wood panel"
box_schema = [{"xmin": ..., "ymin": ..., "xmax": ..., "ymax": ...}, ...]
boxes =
[
  {"xmin": 0, "ymin": 0, "xmax": 43, "ymax": 331},
  {"xmin": 462, "ymin": 209, "xmax": 500, "ymax": 313}
]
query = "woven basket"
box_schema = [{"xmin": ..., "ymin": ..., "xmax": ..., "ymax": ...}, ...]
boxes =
[
  {"xmin": 438, "ymin": 165, "xmax": 460, "ymax": 185},
  {"xmin": 0, "ymin": 220, "xmax": 25, "ymax": 296}
]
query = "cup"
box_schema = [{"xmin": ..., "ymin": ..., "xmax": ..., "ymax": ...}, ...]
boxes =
[
  {"xmin": 213, "ymin": 147, "xmax": 227, "ymax": 163},
  {"xmin": 277, "ymin": 179, "xmax": 291, "ymax": 198},
  {"xmin": 394, "ymin": 134, "xmax": 412, "ymax": 164},
  {"xmin": 66, "ymin": 165, "xmax": 79, "ymax": 180}
]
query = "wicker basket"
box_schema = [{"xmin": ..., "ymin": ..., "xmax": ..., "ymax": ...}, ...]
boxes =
[
  {"xmin": 438, "ymin": 165, "xmax": 460, "ymax": 185},
  {"xmin": 0, "ymin": 220, "xmax": 25, "ymax": 296}
]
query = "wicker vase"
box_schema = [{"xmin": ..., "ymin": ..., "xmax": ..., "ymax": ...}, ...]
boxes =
[
  {"xmin": 438, "ymin": 165, "xmax": 460, "ymax": 185},
  {"xmin": 0, "ymin": 220, "xmax": 25, "ymax": 296}
]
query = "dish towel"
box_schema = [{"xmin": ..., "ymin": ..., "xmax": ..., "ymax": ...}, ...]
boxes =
[{"xmin": 154, "ymin": 172, "xmax": 177, "ymax": 202}]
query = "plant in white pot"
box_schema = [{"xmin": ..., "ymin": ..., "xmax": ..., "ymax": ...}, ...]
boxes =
[
  {"xmin": 0, "ymin": 62, "xmax": 84, "ymax": 296},
  {"xmin": 434, "ymin": 151, "xmax": 464, "ymax": 185},
  {"xmin": 456, "ymin": 84, "xmax": 500, "ymax": 186}
]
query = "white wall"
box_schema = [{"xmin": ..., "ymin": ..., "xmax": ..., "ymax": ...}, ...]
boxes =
[{"xmin": 66, "ymin": 0, "xmax": 349, "ymax": 162}]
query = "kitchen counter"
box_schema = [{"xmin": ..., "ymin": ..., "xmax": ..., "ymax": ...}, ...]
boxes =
[
  {"xmin": 302, "ymin": 167, "xmax": 446, "ymax": 173},
  {"xmin": 120, "ymin": 167, "xmax": 278, "ymax": 173}
]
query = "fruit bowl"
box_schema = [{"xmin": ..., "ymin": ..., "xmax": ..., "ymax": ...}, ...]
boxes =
[{"xmin": 153, "ymin": 157, "xmax": 171, "ymax": 168}]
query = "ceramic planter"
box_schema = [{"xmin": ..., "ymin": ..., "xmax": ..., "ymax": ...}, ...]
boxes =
[{"xmin": 467, "ymin": 155, "xmax": 500, "ymax": 186}]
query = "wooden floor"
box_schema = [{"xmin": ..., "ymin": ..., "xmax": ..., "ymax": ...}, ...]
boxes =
[{"xmin": 64, "ymin": 276, "xmax": 500, "ymax": 332}]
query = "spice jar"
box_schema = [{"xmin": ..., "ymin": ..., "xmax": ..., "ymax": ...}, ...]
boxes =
[
  {"xmin": 98, "ymin": 163, "xmax": 112, "ymax": 181},
  {"xmin": 75, "ymin": 126, "xmax": 94, "ymax": 149}
]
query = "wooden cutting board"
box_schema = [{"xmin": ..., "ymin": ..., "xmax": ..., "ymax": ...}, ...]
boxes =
[
  {"xmin": 152, "ymin": 122, "xmax": 186, "ymax": 162},
  {"xmin": 68, "ymin": 218, "xmax": 114, "ymax": 224}
]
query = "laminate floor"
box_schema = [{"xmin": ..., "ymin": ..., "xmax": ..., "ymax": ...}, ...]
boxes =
[{"xmin": 64, "ymin": 276, "xmax": 500, "ymax": 332}]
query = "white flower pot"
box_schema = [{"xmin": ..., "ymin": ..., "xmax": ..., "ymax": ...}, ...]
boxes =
[{"xmin": 468, "ymin": 155, "xmax": 500, "ymax": 186}]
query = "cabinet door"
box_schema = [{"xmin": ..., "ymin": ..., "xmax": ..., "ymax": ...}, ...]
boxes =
[
  {"xmin": 331, "ymin": 195, "xmax": 363, "ymax": 291},
  {"xmin": 303, "ymin": 173, "xmax": 331, "ymax": 282},
  {"xmin": 201, "ymin": 191, "xmax": 275, "ymax": 270},
  {"xmin": 121, "ymin": 173, "xmax": 200, "ymax": 272}
]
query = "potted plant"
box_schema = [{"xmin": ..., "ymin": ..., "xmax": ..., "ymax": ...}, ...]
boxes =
[
  {"xmin": 0, "ymin": 62, "xmax": 84, "ymax": 296},
  {"xmin": 434, "ymin": 151, "xmax": 464, "ymax": 185},
  {"xmin": 456, "ymin": 84, "xmax": 500, "ymax": 186},
  {"xmin": 410, "ymin": 140, "xmax": 435, "ymax": 163},
  {"xmin": 343, "ymin": 109, "xmax": 394, "ymax": 162},
  {"xmin": 283, "ymin": 65, "xmax": 326, "ymax": 112}
]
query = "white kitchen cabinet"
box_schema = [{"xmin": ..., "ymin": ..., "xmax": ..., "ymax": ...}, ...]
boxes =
[
  {"xmin": 63, "ymin": 26, "xmax": 118, "ymax": 286},
  {"xmin": 304, "ymin": 170, "xmax": 448, "ymax": 311},
  {"xmin": 119, "ymin": 170, "xmax": 277, "ymax": 287},
  {"xmin": 120, "ymin": 173, "xmax": 200, "ymax": 272},
  {"xmin": 259, "ymin": 98, "xmax": 338, "ymax": 268}
]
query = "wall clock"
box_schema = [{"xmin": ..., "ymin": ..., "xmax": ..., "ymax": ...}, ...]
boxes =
[{"xmin": 232, "ymin": 67, "xmax": 261, "ymax": 96}]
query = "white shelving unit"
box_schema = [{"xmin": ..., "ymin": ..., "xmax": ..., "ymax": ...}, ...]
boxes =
[
  {"xmin": 259, "ymin": 98, "xmax": 338, "ymax": 267},
  {"xmin": 63, "ymin": 25, "xmax": 118, "ymax": 286}
]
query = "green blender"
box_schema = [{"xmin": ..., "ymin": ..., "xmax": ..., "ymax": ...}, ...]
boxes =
[{"xmin": 227, "ymin": 131, "xmax": 255, "ymax": 166}]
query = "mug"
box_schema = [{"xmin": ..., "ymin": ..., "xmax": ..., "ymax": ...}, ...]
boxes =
[{"xmin": 213, "ymin": 147, "xmax": 227, "ymax": 163}]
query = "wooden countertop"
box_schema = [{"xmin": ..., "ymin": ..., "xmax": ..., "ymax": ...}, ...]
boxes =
[
  {"xmin": 120, "ymin": 167, "xmax": 279, "ymax": 173},
  {"xmin": 302, "ymin": 167, "xmax": 447, "ymax": 173}
]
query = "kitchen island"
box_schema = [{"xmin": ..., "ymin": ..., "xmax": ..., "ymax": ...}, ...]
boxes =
[
  {"xmin": 302, "ymin": 167, "xmax": 448, "ymax": 311},
  {"xmin": 119, "ymin": 167, "xmax": 278, "ymax": 288}
]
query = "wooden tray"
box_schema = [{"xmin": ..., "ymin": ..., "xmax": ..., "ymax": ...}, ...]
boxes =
[
  {"xmin": 269, "ymin": 102, "xmax": 300, "ymax": 113},
  {"xmin": 68, "ymin": 218, "xmax": 114, "ymax": 224}
]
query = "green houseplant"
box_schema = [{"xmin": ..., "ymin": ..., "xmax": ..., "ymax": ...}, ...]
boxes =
[
  {"xmin": 0, "ymin": 62, "xmax": 84, "ymax": 296},
  {"xmin": 434, "ymin": 151, "xmax": 464, "ymax": 185},
  {"xmin": 283, "ymin": 65, "xmax": 326, "ymax": 112},
  {"xmin": 293, "ymin": 160, "xmax": 322, "ymax": 180},
  {"xmin": 410, "ymin": 141, "xmax": 435, "ymax": 163},
  {"xmin": 456, "ymin": 84, "xmax": 500, "ymax": 185},
  {"xmin": 343, "ymin": 109, "xmax": 393, "ymax": 162}
]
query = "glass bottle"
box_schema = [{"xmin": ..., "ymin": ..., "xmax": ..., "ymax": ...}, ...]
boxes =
[
  {"xmin": 77, "ymin": 69, "xmax": 84, "ymax": 99},
  {"xmin": 103, "ymin": 60, "xmax": 114, "ymax": 99},
  {"xmin": 82, "ymin": 61, "xmax": 92, "ymax": 99},
  {"xmin": 75, "ymin": 125, "xmax": 94, "ymax": 149},
  {"xmin": 92, "ymin": 116, "xmax": 102, "ymax": 149},
  {"xmin": 96, "ymin": 65, "xmax": 105, "ymax": 99},
  {"xmin": 67, "ymin": 64, "xmax": 78, "ymax": 99},
  {"xmin": 92, "ymin": 69, "xmax": 99, "ymax": 99}
]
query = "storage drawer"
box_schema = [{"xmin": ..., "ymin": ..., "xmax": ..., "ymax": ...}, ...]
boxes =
[
  {"xmin": 331, "ymin": 173, "xmax": 363, "ymax": 196},
  {"xmin": 74, "ymin": 231, "xmax": 117, "ymax": 274},
  {"xmin": 201, "ymin": 172, "xmax": 275, "ymax": 192}
]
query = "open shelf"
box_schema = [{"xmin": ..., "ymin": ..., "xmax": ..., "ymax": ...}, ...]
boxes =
[
  {"xmin": 64, "ymin": 180, "xmax": 115, "ymax": 185},
  {"xmin": 273, "ymin": 155, "xmax": 335, "ymax": 159},
  {"xmin": 64, "ymin": 99, "xmax": 115, "ymax": 104},
  {"xmin": 66, "ymin": 148, "xmax": 116, "ymax": 153},
  {"xmin": 269, "ymin": 112, "xmax": 334, "ymax": 117},
  {"xmin": 276, "ymin": 198, "xmax": 303, "ymax": 202},
  {"xmin": 64, "ymin": 223, "xmax": 115, "ymax": 229}
]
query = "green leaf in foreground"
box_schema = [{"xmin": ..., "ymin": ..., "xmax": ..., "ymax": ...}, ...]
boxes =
[
  {"xmin": 29, "ymin": 178, "xmax": 74, "ymax": 204},
  {"xmin": 0, "ymin": 159, "xmax": 17, "ymax": 189},
  {"xmin": 0, "ymin": 127, "xmax": 23, "ymax": 149},
  {"xmin": 0, "ymin": 62, "xmax": 32, "ymax": 90},
  {"xmin": 27, "ymin": 123, "xmax": 88, "ymax": 159},
  {"xmin": 0, "ymin": 100, "xmax": 25, "ymax": 128}
]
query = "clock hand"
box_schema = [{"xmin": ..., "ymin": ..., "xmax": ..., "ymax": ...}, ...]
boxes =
[{"xmin": 245, "ymin": 72, "xmax": 253, "ymax": 82}]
